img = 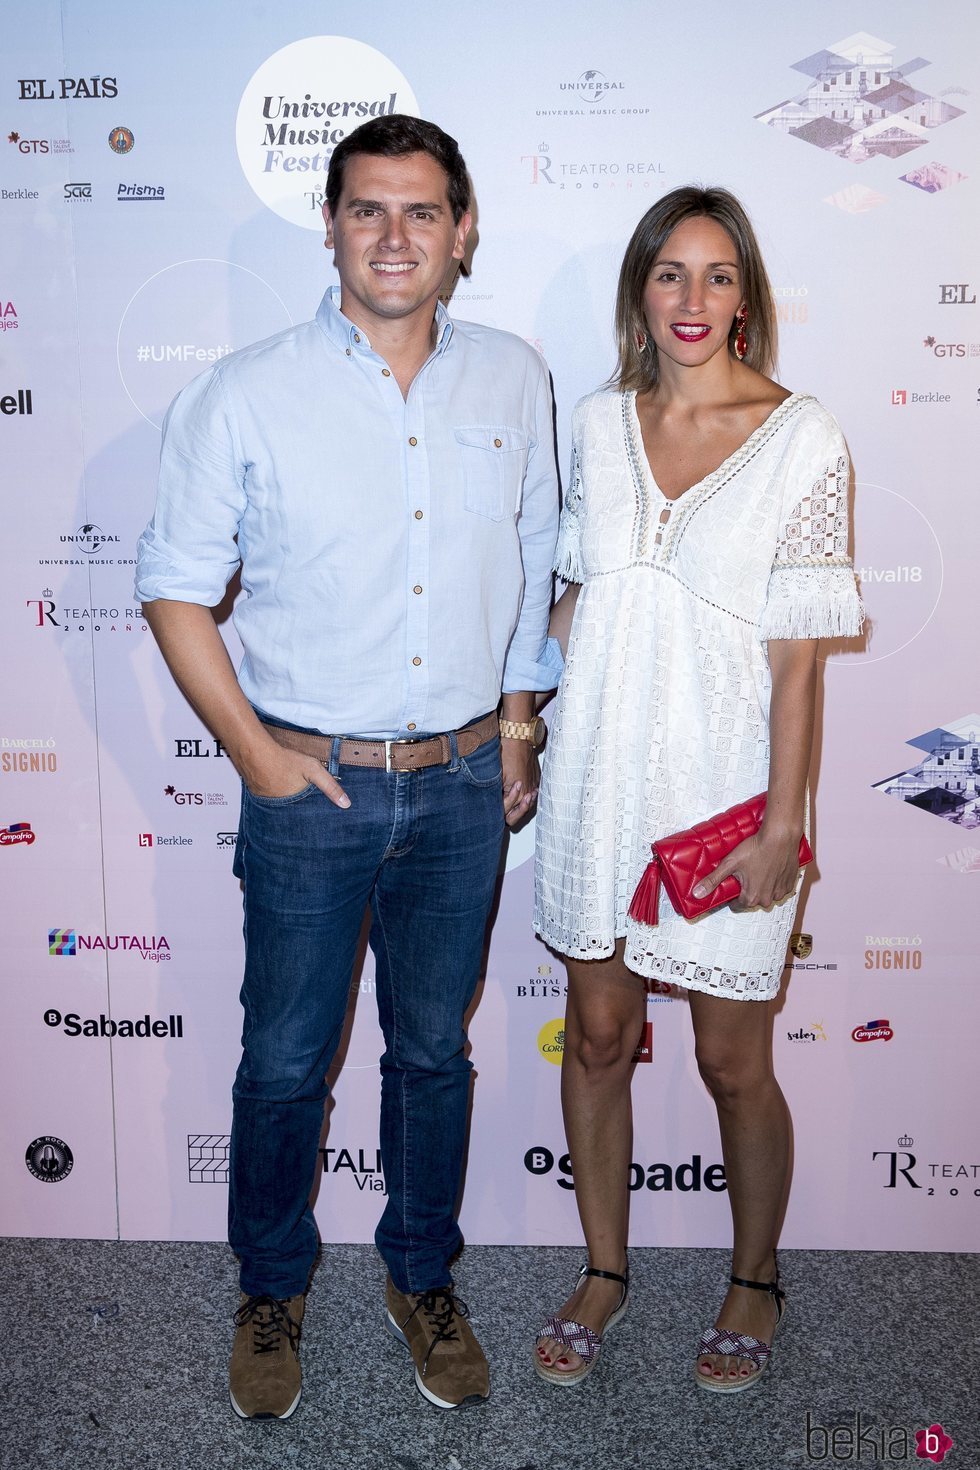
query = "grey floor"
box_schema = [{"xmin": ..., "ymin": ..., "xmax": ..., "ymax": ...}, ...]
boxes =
[{"xmin": 4, "ymin": 1238, "xmax": 975, "ymax": 1470}]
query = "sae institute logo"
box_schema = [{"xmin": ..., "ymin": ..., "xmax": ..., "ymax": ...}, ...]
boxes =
[
  {"xmin": 236, "ymin": 36, "xmax": 419, "ymax": 230},
  {"xmin": 25, "ymin": 1135, "xmax": 73, "ymax": 1182}
]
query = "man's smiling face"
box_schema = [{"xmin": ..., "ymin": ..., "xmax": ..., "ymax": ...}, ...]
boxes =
[{"xmin": 323, "ymin": 151, "xmax": 470, "ymax": 337}]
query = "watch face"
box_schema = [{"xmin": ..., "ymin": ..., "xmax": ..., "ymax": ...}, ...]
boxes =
[{"xmin": 531, "ymin": 717, "xmax": 547, "ymax": 748}]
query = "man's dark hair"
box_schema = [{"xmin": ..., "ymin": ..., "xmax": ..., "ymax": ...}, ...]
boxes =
[{"xmin": 325, "ymin": 114, "xmax": 471, "ymax": 224}]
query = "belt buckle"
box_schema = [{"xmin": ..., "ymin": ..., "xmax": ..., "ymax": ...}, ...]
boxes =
[{"xmin": 384, "ymin": 737, "xmax": 412, "ymax": 772}]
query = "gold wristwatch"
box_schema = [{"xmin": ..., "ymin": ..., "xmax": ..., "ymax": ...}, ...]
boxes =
[{"xmin": 498, "ymin": 716, "xmax": 547, "ymax": 748}]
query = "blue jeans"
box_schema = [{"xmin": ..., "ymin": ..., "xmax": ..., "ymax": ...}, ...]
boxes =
[{"xmin": 228, "ymin": 731, "xmax": 504, "ymax": 1298}]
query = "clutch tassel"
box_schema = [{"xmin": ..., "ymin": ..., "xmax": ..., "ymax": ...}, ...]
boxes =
[{"xmin": 627, "ymin": 853, "xmax": 661, "ymax": 926}]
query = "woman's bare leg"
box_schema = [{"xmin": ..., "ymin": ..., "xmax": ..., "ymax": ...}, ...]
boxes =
[
  {"xmin": 536, "ymin": 940, "xmax": 646, "ymax": 1374},
  {"xmin": 688, "ymin": 990, "xmax": 791, "ymax": 1385}
]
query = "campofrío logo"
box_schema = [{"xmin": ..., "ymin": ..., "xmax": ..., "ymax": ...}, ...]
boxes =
[
  {"xmin": 1, "ymin": 820, "xmax": 35, "ymax": 846},
  {"xmin": 26, "ymin": 1135, "xmax": 73, "ymax": 1181},
  {"xmin": 44, "ymin": 1007, "xmax": 183, "ymax": 1039},
  {"xmin": 236, "ymin": 36, "xmax": 419, "ymax": 230},
  {"xmin": 852, "ymin": 1017, "xmax": 894, "ymax": 1043}
]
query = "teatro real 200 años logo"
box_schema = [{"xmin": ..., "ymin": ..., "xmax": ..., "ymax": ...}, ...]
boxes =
[{"xmin": 236, "ymin": 36, "xmax": 419, "ymax": 231}]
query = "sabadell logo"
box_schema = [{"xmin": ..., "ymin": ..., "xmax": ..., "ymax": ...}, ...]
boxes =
[{"xmin": 236, "ymin": 36, "xmax": 419, "ymax": 231}]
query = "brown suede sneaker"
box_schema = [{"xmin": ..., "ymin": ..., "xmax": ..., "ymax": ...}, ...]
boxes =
[
  {"xmin": 385, "ymin": 1278, "xmax": 490, "ymax": 1409},
  {"xmin": 229, "ymin": 1292, "xmax": 305, "ymax": 1420}
]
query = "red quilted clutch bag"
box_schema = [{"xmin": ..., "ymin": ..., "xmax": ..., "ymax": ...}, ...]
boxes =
[{"xmin": 627, "ymin": 793, "xmax": 813, "ymax": 925}]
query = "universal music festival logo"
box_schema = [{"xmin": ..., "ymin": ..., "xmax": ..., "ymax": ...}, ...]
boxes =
[{"xmin": 235, "ymin": 37, "xmax": 419, "ymax": 230}]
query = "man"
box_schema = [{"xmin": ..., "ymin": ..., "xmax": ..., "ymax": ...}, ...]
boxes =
[{"xmin": 135, "ymin": 115, "xmax": 558, "ymax": 1419}]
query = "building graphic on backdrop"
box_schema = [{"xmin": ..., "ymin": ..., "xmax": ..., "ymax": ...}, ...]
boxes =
[
  {"xmin": 757, "ymin": 32, "xmax": 967, "ymax": 191},
  {"xmin": 874, "ymin": 716, "xmax": 980, "ymax": 831},
  {"xmin": 188, "ymin": 1134, "xmax": 230, "ymax": 1184}
]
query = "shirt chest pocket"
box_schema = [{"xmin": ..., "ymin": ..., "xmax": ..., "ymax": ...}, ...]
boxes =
[{"xmin": 454, "ymin": 425, "xmax": 529, "ymax": 521}]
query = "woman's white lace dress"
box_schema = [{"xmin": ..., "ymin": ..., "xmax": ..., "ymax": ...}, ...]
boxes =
[{"xmin": 533, "ymin": 389, "xmax": 863, "ymax": 1000}]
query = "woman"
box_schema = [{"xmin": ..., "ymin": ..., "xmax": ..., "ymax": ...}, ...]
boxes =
[{"xmin": 532, "ymin": 187, "xmax": 862, "ymax": 1392}]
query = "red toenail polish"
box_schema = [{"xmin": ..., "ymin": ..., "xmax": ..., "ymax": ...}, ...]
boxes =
[{"xmin": 558, "ymin": 1357, "xmax": 568, "ymax": 1366}]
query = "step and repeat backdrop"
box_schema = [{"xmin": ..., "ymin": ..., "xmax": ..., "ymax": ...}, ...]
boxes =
[{"xmin": 3, "ymin": 1, "xmax": 977, "ymax": 1252}]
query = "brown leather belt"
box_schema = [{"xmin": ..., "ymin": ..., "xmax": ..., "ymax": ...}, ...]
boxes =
[{"xmin": 263, "ymin": 711, "xmax": 499, "ymax": 773}]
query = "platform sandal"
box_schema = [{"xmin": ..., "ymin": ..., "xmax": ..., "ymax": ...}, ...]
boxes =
[
  {"xmin": 534, "ymin": 1263, "xmax": 629, "ymax": 1386},
  {"xmin": 694, "ymin": 1267, "xmax": 785, "ymax": 1394}
]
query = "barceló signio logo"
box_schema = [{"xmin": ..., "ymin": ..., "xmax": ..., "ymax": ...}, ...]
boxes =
[{"xmin": 26, "ymin": 1135, "xmax": 73, "ymax": 1182}]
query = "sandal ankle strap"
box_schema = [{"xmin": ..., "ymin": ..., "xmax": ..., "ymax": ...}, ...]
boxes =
[
  {"xmin": 579, "ymin": 1265, "xmax": 629, "ymax": 1289},
  {"xmin": 728, "ymin": 1272, "xmax": 785, "ymax": 1317}
]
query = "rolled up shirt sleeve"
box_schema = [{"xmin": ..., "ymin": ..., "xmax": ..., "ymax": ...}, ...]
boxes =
[
  {"xmin": 135, "ymin": 364, "xmax": 246, "ymax": 606},
  {"xmin": 501, "ymin": 357, "xmax": 560, "ymax": 692}
]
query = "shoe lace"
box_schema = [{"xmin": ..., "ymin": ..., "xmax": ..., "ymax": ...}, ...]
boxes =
[
  {"xmin": 410, "ymin": 1288, "xmax": 469, "ymax": 1372},
  {"xmin": 234, "ymin": 1294, "xmax": 301, "ymax": 1356}
]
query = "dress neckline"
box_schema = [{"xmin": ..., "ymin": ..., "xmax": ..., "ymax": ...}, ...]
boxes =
[{"xmin": 628, "ymin": 390, "xmax": 807, "ymax": 504}]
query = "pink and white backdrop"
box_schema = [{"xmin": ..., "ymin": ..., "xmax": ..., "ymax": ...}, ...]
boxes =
[{"xmin": 2, "ymin": 1, "xmax": 977, "ymax": 1253}]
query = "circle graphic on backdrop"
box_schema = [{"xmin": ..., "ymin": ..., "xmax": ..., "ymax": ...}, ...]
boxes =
[
  {"xmin": 25, "ymin": 1135, "xmax": 74, "ymax": 1182},
  {"xmin": 820, "ymin": 482, "xmax": 944, "ymax": 667},
  {"xmin": 537, "ymin": 1017, "xmax": 565, "ymax": 1065},
  {"xmin": 108, "ymin": 126, "xmax": 134, "ymax": 154},
  {"xmin": 236, "ymin": 36, "xmax": 419, "ymax": 231},
  {"xmin": 116, "ymin": 258, "xmax": 292, "ymax": 429}
]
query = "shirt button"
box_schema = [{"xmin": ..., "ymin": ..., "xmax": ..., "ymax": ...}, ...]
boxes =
[
  {"xmin": 414, "ymin": 509, "xmax": 423, "ymax": 520},
  {"xmin": 345, "ymin": 348, "xmax": 351, "ymax": 356},
  {"xmin": 407, "ymin": 722, "xmax": 417, "ymax": 731},
  {"xmin": 382, "ymin": 368, "xmax": 391, "ymax": 377},
  {"xmin": 413, "ymin": 585, "xmax": 423, "ymax": 595},
  {"xmin": 354, "ymin": 333, "xmax": 361, "ymax": 343},
  {"xmin": 494, "ymin": 437, "xmax": 502, "ymax": 448},
  {"xmin": 412, "ymin": 656, "xmax": 422, "ymax": 667},
  {"xmin": 408, "ymin": 436, "xmax": 418, "ymax": 447}
]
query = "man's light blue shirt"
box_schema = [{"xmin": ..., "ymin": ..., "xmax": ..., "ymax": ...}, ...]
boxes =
[{"xmin": 136, "ymin": 287, "xmax": 561, "ymax": 737}]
